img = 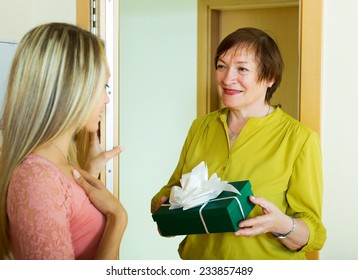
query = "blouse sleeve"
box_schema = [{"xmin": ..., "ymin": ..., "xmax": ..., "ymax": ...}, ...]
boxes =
[
  {"xmin": 287, "ymin": 131, "xmax": 327, "ymax": 252},
  {"xmin": 7, "ymin": 161, "xmax": 75, "ymax": 259}
]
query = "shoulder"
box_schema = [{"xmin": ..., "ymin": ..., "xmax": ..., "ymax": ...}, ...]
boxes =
[
  {"xmin": 11, "ymin": 154, "xmax": 66, "ymax": 183},
  {"xmin": 190, "ymin": 108, "xmax": 227, "ymax": 131},
  {"xmin": 275, "ymin": 108, "xmax": 319, "ymax": 141},
  {"xmin": 8, "ymin": 154, "xmax": 72, "ymax": 204}
]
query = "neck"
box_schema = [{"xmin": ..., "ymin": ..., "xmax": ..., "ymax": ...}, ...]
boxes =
[
  {"xmin": 50, "ymin": 141, "xmax": 70, "ymax": 165},
  {"xmin": 230, "ymin": 103, "xmax": 272, "ymax": 120},
  {"xmin": 227, "ymin": 104, "xmax": 272, "ymax": 141}
]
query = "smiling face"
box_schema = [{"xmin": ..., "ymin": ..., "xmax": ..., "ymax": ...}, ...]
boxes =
[
  {"xmin": 215, "ymin": 46, "xmax": 274, "ymax": 114},
  {"xmin": 84, "ymin": 75, "xmax": 110, "ymax": 132}
]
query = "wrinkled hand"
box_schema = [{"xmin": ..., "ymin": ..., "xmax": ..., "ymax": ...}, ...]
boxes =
[
  {"xmin": 85, "ymin": 132, "xmax": 123, "ymax": 178},
  {"xmin": 151, "ymin": 196, "xmax": 168, "ymax": 214},
  {"xmin": 72, "ymin": 168, "xmax": 127, "ymax": 220},
  {"xmin": 233, "ymin": 196, "xmax": 289, "ymax": 237},
  {"xmin": 151, "ymin": 196, "xmax": 174, "ymax": 238}
]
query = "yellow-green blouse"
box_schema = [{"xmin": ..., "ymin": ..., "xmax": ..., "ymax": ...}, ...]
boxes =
[{"xmin": 151, "ymin": 107, "xmax": 326, "ymax": 259}]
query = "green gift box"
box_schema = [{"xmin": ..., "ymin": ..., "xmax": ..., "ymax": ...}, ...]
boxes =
[{"xmin": 152, "ymin": 180, "xmax": 255, "ymax": 236}]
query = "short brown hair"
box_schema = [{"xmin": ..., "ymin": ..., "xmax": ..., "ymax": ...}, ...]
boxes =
[{"xmin": 214, "ymin": 27, "xmax": 284, "ymax": 101}]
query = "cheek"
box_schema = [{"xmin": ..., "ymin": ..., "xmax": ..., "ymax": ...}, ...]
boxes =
[
  {"xmin": 100, "ymin": 93, "xmax": 110, "ymax": 108},
  {"xmin": 215, "ymin": 73, "xmax": 224, "ymax": 88}
]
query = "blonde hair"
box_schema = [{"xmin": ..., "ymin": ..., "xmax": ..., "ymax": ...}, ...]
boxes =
[{"xmin": 0, "ymin": 22, "xmax": 108, "ymax": 259}]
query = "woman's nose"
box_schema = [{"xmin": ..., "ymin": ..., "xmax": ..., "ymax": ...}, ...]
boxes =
[
  {"xmin": 222, "ymin": 68, "xmax": 237, "ymax": 85},
  {"xmin": 105, "ymin": 92, "xmax": 110, "ymax": 104},
  {"xmin": 104, "ymin": 87, "xmax": 111, "ymax": 104}
]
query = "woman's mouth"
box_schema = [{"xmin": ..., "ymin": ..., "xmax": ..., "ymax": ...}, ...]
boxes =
[{"xmin": 224, "ymin": 88, "xmax": 242, "ymax": 95}]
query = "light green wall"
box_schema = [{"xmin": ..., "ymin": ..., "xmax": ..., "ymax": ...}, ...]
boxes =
[
  {"xmin": 320, "ymin": 0, "xmax": 358, "ymax": 260},
  {"xmin": 119, "ymin": 0, "xmax": 197, "ymax": 260}
]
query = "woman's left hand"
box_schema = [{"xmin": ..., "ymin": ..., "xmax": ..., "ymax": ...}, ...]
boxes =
[
  {"xmin": 85, "ymin": 132, "xmax": 123, "ymax": 177},
  {"xmin": 234, "ymin": 196, "xmax": 310, "ymax": 251},
  {"xmin": 233, "ymin": 196, "xmax": 293, "ymax": 237}
]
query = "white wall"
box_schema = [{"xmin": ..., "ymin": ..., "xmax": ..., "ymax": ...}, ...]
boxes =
[
  {"xmin": 119, "ymin": 0, "xmax": 197, "ymax": 259},
  {"xmin": 320, "ymin": 0, "xmax": 358, "ymax": 260}
]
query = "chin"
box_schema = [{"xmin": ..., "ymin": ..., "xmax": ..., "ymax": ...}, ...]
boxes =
[
  {"xmin": 221, "ymin": 100, "xmax": 239, "ymax": 108},
  {"xmin": 84, "ymin": 122, "xmax": 100, "ymax": 132}
]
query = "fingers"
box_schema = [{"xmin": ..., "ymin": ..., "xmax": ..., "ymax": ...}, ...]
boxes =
[
  {"xmin": 249, "ymin": 196, "xmax": 272, "ymax": 214},
  {"xmin": 159, "ymin": 196, "xmax": 168, "ymax": 204},
  {"xmin": 151, "ymin": 196, "xmax": 168, "ymax": 213},
  {"xmin": 233, "ymin": 197, "xmax": 286, "ymax": 237},
  {"xmin": 85, "ymin": 146, "xmax": 123, "ymax": 178},
  {"xmin": 73, "ymin": 168, "xmax": 103, "ymax": 190},
  {"xmin": 104, "ymin": 146, "xmax": 123, "ymax": 161},
  {"xmin": 73, "ymin": 168, "xmax": 122, "ymax": 217},
  {"xmin": 92, "ymin": 146, "xmax": 123, "ymax": 165},
  {"xmin": 72, "ymin": 169, "xmax": 92, "ymax": 193},
  {"xmin": 157, "ymin": 196, "xmax": 168, "ymax": 209}
]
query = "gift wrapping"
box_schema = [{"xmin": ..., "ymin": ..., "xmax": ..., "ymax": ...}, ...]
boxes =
[{"xmin": 152, "ymin": 180, "xmax": 255, "ymax": 236}]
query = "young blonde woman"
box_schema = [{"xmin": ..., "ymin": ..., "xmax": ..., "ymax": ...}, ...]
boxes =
[{"xmin": 0, "ymin": 23, "xmax": 127, "ymax": 260}]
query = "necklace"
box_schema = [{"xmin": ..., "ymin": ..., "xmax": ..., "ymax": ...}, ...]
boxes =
[
  {"xmin": 228, "ymin": 125, "xmax": 238, "ymax": 141},
  {"xmin": 228, "ymin": 105, "xmax": 271, "ymax": 141},
  {"xmin": 50, "ymin": 142, "xmax": 69, "ymax": 164}
]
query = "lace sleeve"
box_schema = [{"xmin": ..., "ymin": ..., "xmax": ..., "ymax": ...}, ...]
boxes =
[{"xmin": 7, "ymin": 159, "xmax": 75, "ymax": 259}]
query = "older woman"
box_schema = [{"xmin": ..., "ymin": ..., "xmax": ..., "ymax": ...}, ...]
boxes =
[{"xmin": 151, "ymin": 27, "xmax": 326, "ymax": 259}]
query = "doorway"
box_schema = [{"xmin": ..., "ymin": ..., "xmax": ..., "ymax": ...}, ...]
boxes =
[
  {"xmin": 213, "ymin": 6, "xmax": 299, "ymax": 119},
  {"xmin": 197, "ymin": 0, "xmax": 323, "ymax": 135}
]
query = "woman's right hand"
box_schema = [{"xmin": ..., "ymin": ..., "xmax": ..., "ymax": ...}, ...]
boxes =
[
  {"xmin": 72, "ymin": 168, "xmax": 127, "ymax": 259},
  {"xmin": 152, "ymin": 196, "xmax": 175, "ymax": 238},
  {"xmin": 151, "ymin": 196, "xmax": 168, "ymax": 214},
  {"xmin": 72, "ymin": 168, "xmax": 126, "ymax": 219}
]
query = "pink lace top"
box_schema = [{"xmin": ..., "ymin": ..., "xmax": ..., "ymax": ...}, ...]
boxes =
[{"xmin": 7, "ymin": 154, "xmax": 106, "ymax": 259}]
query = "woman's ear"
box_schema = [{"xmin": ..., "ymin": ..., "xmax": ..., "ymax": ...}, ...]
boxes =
[{"xmin": 267, "ymin": 80, "xmax": 275, "ymax": 88}]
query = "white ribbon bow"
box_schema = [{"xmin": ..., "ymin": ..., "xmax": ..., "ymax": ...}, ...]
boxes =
[{"xmin": 169, "ymin": 161, "xmax": 240, "ymax": 210}]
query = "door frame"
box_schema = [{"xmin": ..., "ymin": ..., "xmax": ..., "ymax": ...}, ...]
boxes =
[
  {"xmin": 197, "ymin": 0, "xmax": 323, "ymax": 136},
  {"xmin": 76, "ymin": 0, "xmax": 120, "ymax": 199}
]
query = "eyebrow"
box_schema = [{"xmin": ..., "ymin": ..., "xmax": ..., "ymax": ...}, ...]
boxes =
[{"xmin": 218, "ymin": 58, "xmax": 249, "ymax": 64}]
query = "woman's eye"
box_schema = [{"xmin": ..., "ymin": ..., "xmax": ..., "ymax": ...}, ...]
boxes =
[
  {"xmin": 238, "ymin": 67, "xmax": 249, "ymax": 72},
  {"xmin": 105, "ymin": 84, "xmax": 111, "ymax": 94},
  {"xmin": 216, "ymin": 64, "xmax": 225, "ymax": 70}
]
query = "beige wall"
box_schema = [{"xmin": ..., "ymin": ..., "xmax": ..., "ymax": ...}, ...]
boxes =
[
  {"xmin": 0, "ymin": 0, "xmax": 75, "ymax": 41},
  {"xmin": 0, "ymin": 0, "xmax": 75, "ymax": 150}
]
